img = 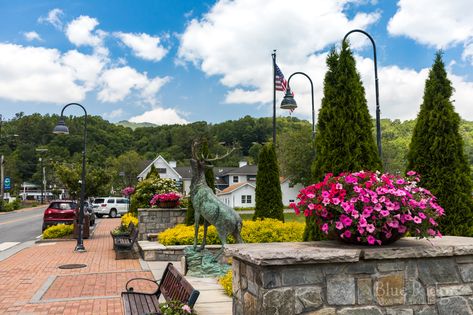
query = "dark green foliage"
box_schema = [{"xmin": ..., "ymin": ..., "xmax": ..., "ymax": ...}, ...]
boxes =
[
  {"xmin": 254, "ymin": 143, "xmax": 284, "ymax": 221},
  {"xmin": 146, "ymin": 164, "xmax": 160, "ymax": 179},
  {"xmin": 185, "ymin": 199, "xmax": 195, "ymax": 226},
  {"xmin": 306, "ymin": 45, "xmax": 382, "ymax": 241},
  {"xmin": 407, "ymin": 52, "xmax": 473, "ymax": 236}
]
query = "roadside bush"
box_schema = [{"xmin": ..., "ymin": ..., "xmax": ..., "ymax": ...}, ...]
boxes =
[
  {"xmin": 43, "ymin": 224, "xmax": 74, "ymax": 239},
  {"xmin": 158, "ymin": 219, "xmax": 304, "ymax": 245},
  {"xmin": 218, "ymin": 270, "xmax": 233, "ymax": 297}
]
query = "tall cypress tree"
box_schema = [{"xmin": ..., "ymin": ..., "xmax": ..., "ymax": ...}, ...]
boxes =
[
  {"xmin": 407, "ymin": 52, "xmax": 473, "ymax": 237},
  {"xmin": 305, "ymin": 44, "xmax": 382, "ymax": 240},
  {"xmin": 254, "ymin": 142, "xmax": 284, "ymax": 221}
]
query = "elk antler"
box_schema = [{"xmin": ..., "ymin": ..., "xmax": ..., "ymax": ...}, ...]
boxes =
[
  {"xmin": 202, "ymin": 145, "xmax": 237, "ymax": 162},
  {"xmin": 191, "ymin": 140, "xmax": 201, "ymax": 160}
]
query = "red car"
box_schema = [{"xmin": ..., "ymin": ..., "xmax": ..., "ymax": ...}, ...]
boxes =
[{"xmin": 42, "ymin": 200, "xmax": 77, "ymax": 231}]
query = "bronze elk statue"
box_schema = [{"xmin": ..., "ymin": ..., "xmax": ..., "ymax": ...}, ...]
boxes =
[{"xmin": 190, "ymin": 140, "xmax": 243, "ymax": 251}]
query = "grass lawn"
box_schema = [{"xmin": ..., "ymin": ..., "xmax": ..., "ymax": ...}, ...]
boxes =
[{"xmin": 239, "ymin": 212, "xmax": 306, "ymax": 223}]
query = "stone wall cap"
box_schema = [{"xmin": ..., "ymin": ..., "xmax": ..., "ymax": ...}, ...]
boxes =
[
  {"xmin": 138, "ymin": 207, "xmax": 186, "ymax": 211},
  {"xmin": 224, "ymin": 236, "xmax": 473, "ymax": 265}
]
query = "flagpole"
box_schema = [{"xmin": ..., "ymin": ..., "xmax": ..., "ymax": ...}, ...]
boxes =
[{"xmin": 272, "ymin": 50, "xmax": 276, "ymax": 144}]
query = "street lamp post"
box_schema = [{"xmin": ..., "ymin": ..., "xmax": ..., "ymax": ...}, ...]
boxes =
[
  {"xmin": 53, "ymin": 103, "xmax": 87, "ymax": 252},
  {"xmin": 280, "ymin": 72, "xmax": 316, "ymax": 141},
  {"xmin": 342, "ymin": 29, "xmax": 382, "ymax": 160},
  {"xmin": 36, "ymin": 148, "xmax": 48, "ymax": 204}
]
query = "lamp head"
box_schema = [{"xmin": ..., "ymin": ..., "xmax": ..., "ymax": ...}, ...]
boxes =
[
  {"xmin": 53, "ymin": 118, "xmax": 69, "ymax": 135},
  {"xmin": 280, "ymin": 88, "xmax": 297, "ymax": 111}
]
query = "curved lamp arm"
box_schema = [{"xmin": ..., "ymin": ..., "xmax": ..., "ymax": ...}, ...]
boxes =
[
  {"xmin": 342, "ymin": 29, "xmax": 382, "ymax": 161},
  {"xmin": 286, "ymin": 72, "xmax": 316, "ymax": 140}
]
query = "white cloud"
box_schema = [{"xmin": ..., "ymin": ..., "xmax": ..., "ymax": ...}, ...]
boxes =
[
  {"xmin": 97, "ymin": 66, "xmax": 170, "ymax": 104},
  {"xmin": 65, "ymin": 16, "xmax": 108, "ymax": 56},
  {"xmin": 115, "ymin": 32, "xmax": 168, "ymax": 62},
  {"xmin": 62, "ymin": 50, "xmax": 104, "ymax": 90},
  {"xmin": 23, "ymin": 31, "xmax": 42, "ymax": 42},
  {"xmin": 0, "ymin": 43, "xmax": 86, "ymax": 103},
  {"xmin": 388, "ymin": 0, "xmax": 473, "ymax": 48},
  {"xmin": 129, "ymin": 107, "xmax": 189, "ymax": 125},
  {"xmin": 177, "ymin": 0, "xmax": 380, "ymax": 109},
  {"xmin": 38, "ymin": 8, "xmax": 64, "ymax": 30},
  {"xmin": 103, "ymin": 108, "xmax": 125, "ymax": 120}
]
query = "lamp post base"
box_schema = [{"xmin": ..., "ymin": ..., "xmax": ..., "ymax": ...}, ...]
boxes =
[{"xmin": 74, "ymin": 244, "xmax": 86, "ymax": 252}]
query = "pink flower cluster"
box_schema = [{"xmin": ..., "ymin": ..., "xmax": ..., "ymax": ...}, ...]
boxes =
[
  {"xmin": 290, "ymin": 171, "xmax": 444, "ymax": 245},
  {"xmin": 121, "ymin": 186, "xmax": 135, "ymax": 197},
  {"xmin": 150, "ymin": 192, "xmax": 182, "ymax": 206}
]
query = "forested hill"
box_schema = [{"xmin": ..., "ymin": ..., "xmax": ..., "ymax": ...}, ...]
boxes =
[{"xmin": 1, "ymin": 112, "xmax": 472, "ymax": 194}]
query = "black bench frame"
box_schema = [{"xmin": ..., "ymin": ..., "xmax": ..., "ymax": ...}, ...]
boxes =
[
  {"xmin": 121, "ymin": 262, "xmax": 200, "ymax": 315},
  {"xmin": 111, "ymin": 222, "xmax": 136, "ymax": 250}
]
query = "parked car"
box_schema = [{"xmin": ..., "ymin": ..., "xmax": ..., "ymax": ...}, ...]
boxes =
[
  {"xmin": 42, "ymin": 200, "xmax": 96, "ymax": 231},
  {"xmin": 92, "ymin": 197, "xmax": 130, "ymax": 218},
  {"xmin": 42, "ymin": 200, "xmax": 77, "ymax": 231}
]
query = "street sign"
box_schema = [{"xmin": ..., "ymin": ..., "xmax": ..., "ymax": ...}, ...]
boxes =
[{"xmin": 4, "ymin": 177, "xmax": 11, "ymax": 191}]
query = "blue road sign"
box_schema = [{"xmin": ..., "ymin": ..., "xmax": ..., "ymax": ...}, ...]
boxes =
[{"xmin": 4, "ymin": 177, "xmax": 11, "ymax": 190}]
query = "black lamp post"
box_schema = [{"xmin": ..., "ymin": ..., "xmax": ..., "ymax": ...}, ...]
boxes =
[
  {"xmin": 53, "ymin": 103, "xmax": 87, "ymax": 252},
  {"xmin": 280, "ymin": 72, "xmax": 316, "ymax": 141},
  {"xmin": 342, "ymin": 29, "xmax": 382, "ymax": 160}
]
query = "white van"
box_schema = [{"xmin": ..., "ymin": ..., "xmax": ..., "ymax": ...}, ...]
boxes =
[{"xmin": 92, "ymin": 197, "xmax": 130, "ymax": 218}]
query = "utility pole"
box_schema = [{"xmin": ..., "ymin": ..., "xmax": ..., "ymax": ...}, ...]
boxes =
[
  {"xmin": 36, "ymin": 148, "xmax": 48, "ymax": 204},
  {"xmin": 1, "ymin": 155, "xmax": 4, "ymax": 206}
]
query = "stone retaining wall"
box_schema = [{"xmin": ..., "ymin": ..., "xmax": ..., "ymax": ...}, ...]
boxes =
[
  {"xmin": 137, "ymin": 208, "xmax": 186, "ymax": 241},
  {"xmin": 138, "ymin": 241, "xmax": 222, "ymax": 261},
  {"xmin": 225, "ymin": 237, "xmax": 473, "ymax": 315}
]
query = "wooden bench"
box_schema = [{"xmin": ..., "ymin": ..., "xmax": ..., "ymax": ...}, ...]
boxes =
[
  {"xmin": 114, "ymin": 226, "xmax": 139, "ymax": 259},
  {"xmin": 111, "ymin": 222, "xmax": 136, "ymax": 250},
  {"xmin": 121, "ymin": 262, "xmax": 200, "ymax": 315}
]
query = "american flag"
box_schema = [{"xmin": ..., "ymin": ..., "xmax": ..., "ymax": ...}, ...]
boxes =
[{"xmin": 274, "ymin": 63, "xmax": 287, "ymax": 92}]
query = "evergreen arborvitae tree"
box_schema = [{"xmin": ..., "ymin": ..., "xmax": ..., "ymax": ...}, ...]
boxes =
[
  {"xmin": 407, "ymin": 52, "xmax": 473, "ymax": 237},
  {"xmin": 146, "ymin": 164, "xmax": 160, "ymax": 179},
  {"xmin": 254, "ymin": 142, "xmax": 284, "ymax": 221},
  {"xmin": 305, "ymin": 44, "xmax": 382, "ymax": 241}
]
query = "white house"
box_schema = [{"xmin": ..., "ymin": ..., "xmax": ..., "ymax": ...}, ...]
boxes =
[
  {"xmin": 137, "ymin": 155, "xmax": 183, "ymax": 188},
  {"xmin": 217, "ymin": 182, "xmax": 256, "ymax": 208},
  {"xmin": 280, "ymin": 178, "xmax": 304, "ymax": 206}
]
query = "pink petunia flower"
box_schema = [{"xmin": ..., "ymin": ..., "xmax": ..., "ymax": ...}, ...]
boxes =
[
  {"xmin": 367, "ymin": 235, "xmax": 376, "ymax": 245},
  {"xmin": 335, "ymin": 221, "xmax": 344, "ymax": 230},
  {"xmin": 342, "ymin": 230, "xmax": 352, "ymax": 238},
  {"xmin": 321, "ymin": 223, "xmax": 329, "ymax": 234},
  {"xmin": 413, "ymin": 216, "xmax": 422, "ymax": 224},
  {"xmin": 366, "ymin": 224, "xmax": 375, "ymax": 233},
  {"xmin": 406, "ymin": 170, "xmax": 416, "ymax": 176},
  {"xmin": 427, "ymin": 228, "xmax": 436, "ymax": 236},
  {"xmin": 380, "ymin": 210, "xmax": 390, "ymax": 217}
]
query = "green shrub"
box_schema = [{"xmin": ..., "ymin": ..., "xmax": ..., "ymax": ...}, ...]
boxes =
[
  {"xmin": 43, "ymin": 224, "xmax": 74, "ymax": 239},
  {"xmin": 218, "ymin": 270, "xmax": 233, "ymax": 297},
  {"xmin": 158, "ymin": 219, "xmax": 304, "ymax": 245},
  {"xmin": 130, "ymin": 177, "xmax": 178, "ymax": 213}
]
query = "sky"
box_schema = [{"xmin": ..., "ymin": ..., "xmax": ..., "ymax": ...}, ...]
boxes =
[{"xmin": 1, "ymin": 0, "xmax": 473, "ymax": 125}]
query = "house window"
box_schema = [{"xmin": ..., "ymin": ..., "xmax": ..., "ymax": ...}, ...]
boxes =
[
  {"xmin": 289, "ymin": 199, "xmax": 295, "ymax": 203},
  {"xmin": 288, "ymin": 182, "xmax": 295, "ymax": 188},
  {"xmin": 241, "ymin": 195, "xmax": 252, "ymax": 204},
  {"xmin": 233, "ymin": 176, "xmax": 238, "ymax": 183},
  {"xmin": 247, "ymin": 175, "xmax": 256, "ymax": 181},
  {"xmin": 157, "ymin": 168, "xmax": 167, "ymax": 174}
]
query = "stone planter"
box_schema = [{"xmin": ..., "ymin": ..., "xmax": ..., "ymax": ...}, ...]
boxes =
[
  {"xmin": 225, "ymin": 236, "xmax": 473, "ymax": 315},
  {"xmin": 137, "ymin": 207, "xmax": 186, "ymax": 241}
]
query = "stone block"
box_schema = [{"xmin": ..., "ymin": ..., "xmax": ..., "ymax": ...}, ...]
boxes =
[
  {"xmin": 459, "ymin": 263, "xmax": 473, "ymax": 282},
  {"xmin": 256, "ymin": 269, "xmax": 281, "ymax": 289},
  {"xmin": 416, "ymin": 306, "xmax": 438, "ymax": 315},
  {"xmin": 406, "ymin": 260, "xmax": 418, "ymax": 279},
  {"xmin": 386, "ymin": 308, "xmax": 413, "ymax": 315},
  {"xmin": 327, "ymin": 275, "xmax": 355, "ymax": 305},
  {"xmin": 378, "ymin": 261, "xmax": 405, "ymax": 272},
  {"xmin": 338, "ymin": 306, "xmax": 383, "ymax": 315},
  {"xmin": 417, "ymin": 258, "xmax": 460, "ymax": 285},
  {"xmin": 357, "ymin": 277, "xmax": 373, "ymax": 304},
  {"xmin": 262, "ymin": 287, "xmax": 295, "ymax": 315},
  {"xmin": 243, "ymin": 292, "xmax": 258, "ymax": 315},
  {"xmin": 426, "ymin": 286, "xmax": 436, "ymax": 305},
  {"xmin": 303, "ymin": 308, "xmax": 336, "ymax": 315},
  {"xmin": 375, "ymin": 272, "xmax": 405, "ymax": 305},
  {"xmin": 405, "ymin": 279, "xmax": 426, "ymax": 305},
  {"xmin": 281, "ymin": 266, "xmax": 323, "ymax": 286},
  {"xmin": 247, "ymin": 279, "xmax": 258, "ymax": 296},
  {"xmin": 294, "ymin": 286, "xmax": 323, "ymax": 313},
  {"xmin": 347, "ymin": 262, "xmax": 376, "ymax": 274},
  {"xmin": 436, "ymin": 284, "xmax": 472, "ymax": 297},
  {"xmin": 456, "ymin": 256, "xmax": 473, "ymax": 264},
  {"xmin": 437, "ymin": 296, "xmax": 473, "ymax": 315}
]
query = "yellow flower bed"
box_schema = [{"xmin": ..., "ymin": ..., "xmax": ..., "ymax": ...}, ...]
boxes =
[
  {"xmin": 121, "ymin": 212, "xmax": 138, "ymax": 227},
  {"xmin": 43, "ymin": 224, "xmax": 74, "ymax": 239},
  {"xmin": 218, "ymin": 270, "xmax": 233, "ymax": 297},
  {"xmin": 158, "ymin": 219, "xmax": 304, "ymax": 245}
]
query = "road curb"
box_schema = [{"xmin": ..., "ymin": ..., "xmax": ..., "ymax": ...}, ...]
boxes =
[{"xmin": 35, "ymin": 221, "xmax": 100, "ymax": 243}]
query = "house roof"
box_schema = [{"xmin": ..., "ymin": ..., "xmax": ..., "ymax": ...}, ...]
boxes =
[
  {"xmin": 223, "ymin": 164, "xmax": 258, "ymax": 176},
  {"xmin": 174, "ymin": 166, "xmax": 235, "ymax": 179},
  {"xmin": 137, "ymin": 155, "xmax": 182, "ymax": 179},
  {"xmin": 217, "ymin": 182, "xmax": 256, "ymax": 195}
]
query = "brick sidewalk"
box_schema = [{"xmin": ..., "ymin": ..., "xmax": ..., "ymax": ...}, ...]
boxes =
[{"xmin": 0, "ymin": 219, "xmax": 154, "ymax": 315}]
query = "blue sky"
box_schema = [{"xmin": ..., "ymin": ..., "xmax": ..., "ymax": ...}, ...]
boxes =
[{"xmin": 1, "ymin": 0, "xmax": 473, "ymax": 125}]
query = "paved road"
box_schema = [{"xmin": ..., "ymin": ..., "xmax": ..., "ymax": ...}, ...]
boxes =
[{"xmin": 0, "ymin": 206, "xmax": 46, "ymax": 249}]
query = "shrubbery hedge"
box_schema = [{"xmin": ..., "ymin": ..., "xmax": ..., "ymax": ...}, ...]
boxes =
[
  {"xmin": 43, "ymin": 224, "xmax": 74, "ymax": 239},
  {"xmin": 158, "ymin": 219, "xmax": 304, "ymax": 245}
]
